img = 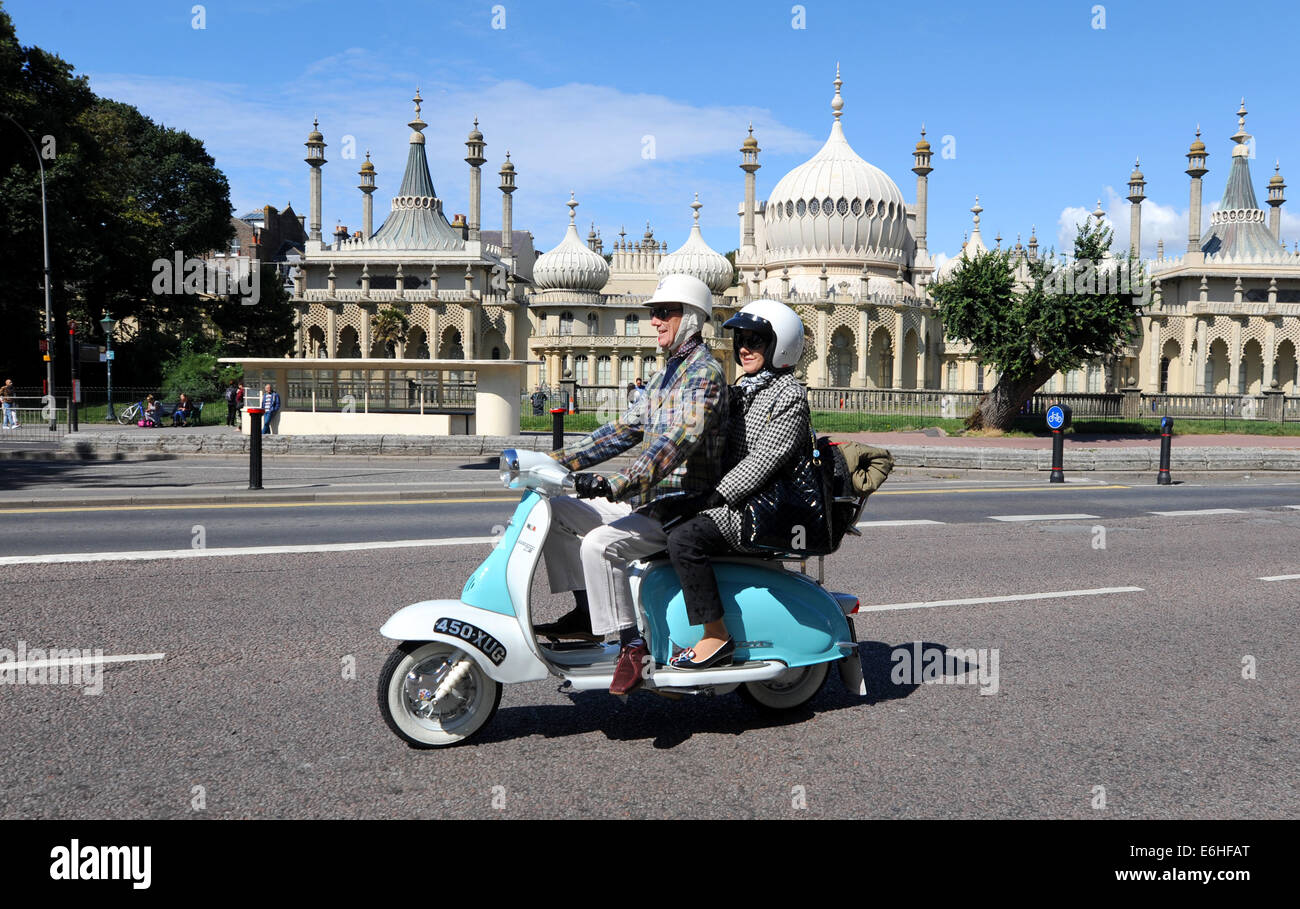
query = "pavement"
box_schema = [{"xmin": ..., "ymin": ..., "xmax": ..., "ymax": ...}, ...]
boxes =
[{"xmin": 3, "ymin": 419, "xmax": 1300, "ymax": 508}]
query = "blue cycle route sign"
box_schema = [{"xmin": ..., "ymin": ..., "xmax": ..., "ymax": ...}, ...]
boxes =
[{"xmin": 1046, "ymin": 405, "xmax": 1066, "ymax": 430}]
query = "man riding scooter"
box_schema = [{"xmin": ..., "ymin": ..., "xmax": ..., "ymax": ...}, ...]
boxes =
[{"xmin": 534, "ymin": 273, "xmax": 727, "ymax": 695}]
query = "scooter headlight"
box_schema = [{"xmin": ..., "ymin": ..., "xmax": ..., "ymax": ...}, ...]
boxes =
[{"xmin": 499, "ymin": 449, "xmax": 521, "ymax": 488}]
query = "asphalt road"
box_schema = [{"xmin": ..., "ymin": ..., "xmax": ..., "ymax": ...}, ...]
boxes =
[{"xmin": 0, "ymin": 484, "xmax": 1296, "ymax": 819}]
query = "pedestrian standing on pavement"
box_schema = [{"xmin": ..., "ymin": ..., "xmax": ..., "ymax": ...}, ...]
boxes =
[
  {"xmin": 261, "ymin": 383, "xmax": 280, "ymax": 435},
  {"xmin": 224, "ymin": 379, "xmax": 240, "ymax": 427},
  {"xmin": 530, "ymin": 384, "xmax": 548, "ymax": 416},
  {"xmin": 1, "ymin": 379, "xmax": 17, "ymax": 429}
]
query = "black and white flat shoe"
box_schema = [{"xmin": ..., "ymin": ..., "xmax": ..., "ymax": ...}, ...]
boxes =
[{"xmin": 669, "ymin": 637, "xmax": 735, "ymax": 670}]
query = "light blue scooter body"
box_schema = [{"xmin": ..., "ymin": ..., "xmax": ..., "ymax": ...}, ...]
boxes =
[
  {"xmin": 456, "ymin": 489, "xmax": 849, "ymax": 670},
  {"xmin": 641, "ymin": 558, "xmax": 850, "ymax": 669}
]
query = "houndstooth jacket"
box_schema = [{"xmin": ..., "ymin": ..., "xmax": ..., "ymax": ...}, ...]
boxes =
[{"xmin": 701, "ymin": 370, "xmax": 811, "ymax": 550}]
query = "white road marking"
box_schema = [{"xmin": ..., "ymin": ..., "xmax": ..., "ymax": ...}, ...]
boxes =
[
  {"xmin": 1147, "ymin": 508, "xmax": 1245, "ymax": 516},
  {"xmin": 989, "ymin": 513, "xmax": 1099, "ymax": 522},
  {"xmin": 856, "ymin": 519, "xmax": 945, "ymax": 527},
  {"xmin": 1258, "ymin": 574, "xmax": 1300, "ymax": 582},
  {"xmin": 0, "ymin": 537, "xmax": 496, "ymax": 566},
  {"xmin": 1286, "ymin": 505, "xmax": 1300, "ymax": 509},
  {"xmin": 3, "ymin": 653, "xmax": 165, "ymax": 670},
  {"xmin": 858, "ymin": 586, "xmax": 1144, "ymax": 614}
]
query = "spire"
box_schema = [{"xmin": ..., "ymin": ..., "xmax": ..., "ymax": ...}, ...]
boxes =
[
  {"xmin": 1093, "ymin": 199, "xmax": 1105, "ymax": 223},
  {"xmin": 408, "ymin": 88, "xmax": 427, "ymax": 137},
  {"xmin": 1229, "ymin": 97, "xmax": 1249, "ymax": 155},
  {"xmin": 567, "ymin": 192, "xmax": 578, "ymax": 225},
  {"xmin": 370, "ymin": 88, "xmax": 463, "ymax": 249},
  {"xmin": 831, "ymin": 63, "xmax": 844, "ymax": 121},
  {"xmin": 691, "ymin": 191, "xmax": 702, "ymax": 223}
]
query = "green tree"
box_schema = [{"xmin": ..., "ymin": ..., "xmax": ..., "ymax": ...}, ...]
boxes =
[
  {"xmin": 371, "ymin": 307, "xmax": 409, "ymax": 357},
  {"xmin": 160, "ymin": 341, "xmax": 221, "ymax": 403},
  {"xmin": 929, "ymin": 220, "xmax": 1143, "ymax": 430},
  {"xmin": 208, "ymin": 265, "xmax": 296, "ymax": 357}
]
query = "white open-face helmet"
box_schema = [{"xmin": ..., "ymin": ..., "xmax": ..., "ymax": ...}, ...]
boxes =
[
  {"xmin": 645, "ymin": 273, "xmax": 713, "ymax": 322},
  {"xmin": 723, "ymin": 299, "xmax": 805, "ymax": 370}
]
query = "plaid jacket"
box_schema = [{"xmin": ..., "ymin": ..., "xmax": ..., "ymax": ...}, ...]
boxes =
[{"xmin": 552, "ymin": 336, "xmax": 727, "ymax": 507}]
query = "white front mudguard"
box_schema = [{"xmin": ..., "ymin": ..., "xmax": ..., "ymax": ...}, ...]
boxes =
[{"xmin": 380, "ymin": 599, "xmax": 549, "ymax": 684}]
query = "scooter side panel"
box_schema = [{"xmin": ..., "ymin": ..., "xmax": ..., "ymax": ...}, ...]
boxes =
[
  {"xmin": 380, "ymin": 599, "xmax": 549, "ymax": 684},
  {"xmin": 462, "ymin": 493, "xmax": 541, "ymax": 616},
  {"xmin": 640, "ymin": 561, "xmax": 849, "ymax": 668}
]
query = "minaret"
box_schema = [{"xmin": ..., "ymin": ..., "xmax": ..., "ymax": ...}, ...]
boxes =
[
  {"xmin": 1268, "ymin": 161, "xmax": 1286, "ymax": 242},
  {"xmin": 1028, "ymin": 225, "xmax": 1038, "ymax": 261},
  {"xmin": 358, "ymin": 150, "xmax": 376, "ymax": 238},
  {"xmin": 498, "ymin": 152, "xmax": 516, "ymax": 260},
  {"xmin": 1093, "ymin": 199, "xmax": 1106, "ymax": 226},
  {"xmin": 739, "ymin": 123, "xmax": 760, "ymax": 256},
  {"xmin": 912, "ymin": 125, "xmax": 933, "ymax": 254},
  {"xmin": 465, "ymin": 118, "xmax": 486, "ymax": 242},
  {"xmin": 1186, "ymin": 125, "xmax": 1209, "ymax": 253},
  {"xmin": 1127, "ymin": 158, "xmax": 1146, "ymax": 257},
  {"xmin": 304, "ymin": 117, "xmax": 327, "ymax": 243}
]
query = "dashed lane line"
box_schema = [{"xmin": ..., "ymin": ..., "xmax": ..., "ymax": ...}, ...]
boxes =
[
  {"xmin": 1, "ymin": 653, "xmax": 165, "ymax": 671},
  {"xmin": 856, "ymin": 519, "xmax": 945, "ymax": 527},
  {"xmin": 1258, "ymin": 574, "xmax": 1300, "ymax": 582},
  {"xmin": 1147, "ymin": 508, "xmax": 1246, "ymax": 516},
  {"xmin": 989, "ymin": 513, "xmax": 1100, "ymax": 522},
  {"xmin": 0, "ymin": 537, "xmax": 497, "ymax": 566},
  {"xmin": 858, "ymin": 586, "xmax": 1145, "ymax": 614}
]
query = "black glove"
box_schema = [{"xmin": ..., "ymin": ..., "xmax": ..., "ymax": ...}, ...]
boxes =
[
  {"xmin": 703, "ymin": 490, "xmax": 727, "ymax": 509},
  {"xmin": 573, "ymin": 473, "xmax": 613, "ymax": 500}
]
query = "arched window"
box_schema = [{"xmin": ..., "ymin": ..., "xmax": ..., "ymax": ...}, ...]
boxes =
[
  {"xmin": 644, "ymin": 355, "xmax": 659, "ymax": 379},
  {"xmin": 559, "ymin": 311, "xmax": 574, "ymax": 335},
  {"xmin": 620, "ymin": 355, "xmax": 636, "ymax": 380},
  {"xmin": 1159, "ymin": 357, "xmax": 1171, "ymax": 393},
  {"xmin": 597, "ymin": 356, "xmax": 611, "ymax": 384},
  {"xmin": 575, "ymin": 356, "xmax": 589, "ymax": 384},
  {"xmin": 625, "ymin": 314, "xmax": 639, "ymax": 336},
  {"xmin": 587, "ymin": 313, "xmax": 599, "ymax": 336}
]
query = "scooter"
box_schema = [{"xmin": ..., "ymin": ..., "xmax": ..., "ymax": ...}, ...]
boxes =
[{"xmin": 377, "ymin": 449, "xmax": 870, "ymax": 748}]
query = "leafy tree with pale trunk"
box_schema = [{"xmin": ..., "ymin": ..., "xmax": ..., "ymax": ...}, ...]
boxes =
[{"xmin": 929, "ymin": 220, "xmax": 1143, "ymax": 430}]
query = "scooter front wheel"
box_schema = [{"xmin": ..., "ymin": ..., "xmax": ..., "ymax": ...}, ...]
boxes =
[
  {"xmin": 378, "ymin": 641, "xmax": 502, "ymax": 748},
  {"xmin": 738, "ymin": 662, "xmax": 829, "ymax": 711}
]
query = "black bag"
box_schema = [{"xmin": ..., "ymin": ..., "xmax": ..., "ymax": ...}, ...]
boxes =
[{"xmin": 740, "ymin": 430, "xmax": 836, "ymax": 555}]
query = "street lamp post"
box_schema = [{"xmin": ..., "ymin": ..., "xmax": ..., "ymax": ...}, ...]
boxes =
[
  {"xmin": 2, "ymin": 113, "xmax": 57, "ymax": 431},
  {"xmin": 100, "ymin": 312, "xmax": 117, "ymax": 421}
]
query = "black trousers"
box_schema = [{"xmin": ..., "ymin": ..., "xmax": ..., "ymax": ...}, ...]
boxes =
[
  {"xmin": 666, "ymin": 514, "xmax": 731, "ymax": 626},
  {"xmin": 227, "ymin": 401, "xmax": 238, "ymax": 425}
]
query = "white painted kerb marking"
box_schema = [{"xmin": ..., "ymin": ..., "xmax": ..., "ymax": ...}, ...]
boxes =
[
  {"xmin": 4, "ymin": 653, "xmax": 165, "ymax": 671},
  {"xmin": 989, "ymin": 513, "xmax": 1099, "ymax": 522},
  {"xmin": 0, "ymin": 537, "xmax": 496, "ymax": 566},
  {"xmin": 1147, "ymin": 508, "xmax": 1245, "ymax": 516},
  {"xmin": 1258, "ymin": 574, "xmax": 1300, "ymax": 582},
  {"xmin": 859, "ymin": 586, "xmax": 1144, "ymax": 614}
]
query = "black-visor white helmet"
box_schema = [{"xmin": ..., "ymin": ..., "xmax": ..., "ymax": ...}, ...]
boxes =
[{"xmin": 722, "ymin": 299, "xmax": 805, "ymax": 370}]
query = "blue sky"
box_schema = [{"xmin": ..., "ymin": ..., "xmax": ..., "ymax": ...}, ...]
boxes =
[{"xmin": 8, "ymin": 0, "xmax": 1300, "ymax": 268}]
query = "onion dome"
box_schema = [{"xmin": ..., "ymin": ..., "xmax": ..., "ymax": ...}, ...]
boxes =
[
  {"xmin": 1129, "ymin": 160, "xmax": 1144, "ymax": 182},
  {"xmin": 938, "ymin": 196, "xmax": 990, "ymax": 280},
  {"xmin": 658, "ymin": 194, "xmax": 734, "ymax": 293},
  {"xmin": 359, "ymin": 152, "xmax": 375, "ymax": 175},
  {"xmin": 1189, "ymin": 125, "xmax": 1206, "ymax": 154},
  {"xmin": 764, "ymin": 66, "xmax": 909, "ymax": 261},
  {"xmin": 533, "ymin": 194, "xmax": 610, "ymax": 292},
  {"xmin": 468, "ymin": 118, "xmax": 484, "ymax": 142},
  {"xmin": 1269, "ymin": 161, "xmax": 1285, "ymax": 187},
  {"xmin": 308, "ymin": 117, "xmax": 324, "ymax": 143},
  {"xmin": 742, "ymin": 123, "xmax": 759, "ymax": 150},
  {"xmin": 915, "ymin": 125, "xmax": 931, "ymax": 154}
]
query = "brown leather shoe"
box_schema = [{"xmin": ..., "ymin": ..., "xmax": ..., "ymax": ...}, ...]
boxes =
[{"xmin": 609, "ymin": 640, "xmax": 650, "ymax": 695}]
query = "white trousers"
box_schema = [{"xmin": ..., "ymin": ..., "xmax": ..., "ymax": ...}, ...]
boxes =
[{"xmin": 543, "ymin": 495, "xmax": 668, "ymax": 636}]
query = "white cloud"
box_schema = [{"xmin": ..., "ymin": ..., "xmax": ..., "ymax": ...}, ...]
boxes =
[{"xmin": 85, "ymin": 70, "xmax": 819, "ymax": 250}]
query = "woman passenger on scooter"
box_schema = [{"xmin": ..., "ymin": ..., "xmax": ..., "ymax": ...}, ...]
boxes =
[{"xmin": 665, "ymin": 299, "xmax": 809, "ymax": 669}]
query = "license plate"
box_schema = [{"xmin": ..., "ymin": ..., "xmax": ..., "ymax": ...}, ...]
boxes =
[{"xmin": 434, "ymin": 617, "xmax": 508, "ymax": 665}]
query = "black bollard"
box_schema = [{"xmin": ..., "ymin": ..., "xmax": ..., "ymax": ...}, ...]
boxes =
[
  {"xmin": 1050, "ymin": 429, "xmax": 1065, "ymax": 483},
  {"xmin": 550, "ymin": 407, "xmax": 565, "ymax": 452},
  {"xmin": 1157, "ymin": 415, "xmax": 1173, "ymax": 485},
  {"xmin": 248, "ymin": 407, "xmax": 264, "ymax": 490}
]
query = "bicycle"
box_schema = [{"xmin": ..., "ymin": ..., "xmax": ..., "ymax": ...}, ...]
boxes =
[{"xmin": 116, "ymin": 400, "xmax": 144, "ymax": 425}]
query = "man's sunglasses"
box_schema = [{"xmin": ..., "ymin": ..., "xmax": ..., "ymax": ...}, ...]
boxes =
[
  {"xmin": 649, "ymin": 305, "xmax": 683, "ymax": 320},
  {"xmin": 734, "ymin": 330, "xmax": 768, "ymax": 350}
]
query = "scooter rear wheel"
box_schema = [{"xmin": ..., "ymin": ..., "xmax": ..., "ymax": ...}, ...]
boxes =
[
  {"xmin": 738, "ymin": 662, "xmax": 829, "ymax": 711},
  {"xmin": 379, "ymin": 641, "xmax": 502, "ymax": 748}
]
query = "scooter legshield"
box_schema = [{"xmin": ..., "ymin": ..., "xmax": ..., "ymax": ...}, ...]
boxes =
[{"xmin": 638, "ymin": 560, "xmax": 850, "ymax": 668}]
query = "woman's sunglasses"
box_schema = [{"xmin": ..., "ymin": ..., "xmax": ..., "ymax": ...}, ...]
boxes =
[{"xmin": 734, "ymin": 330, "xmax": 768, "ymax": 350}]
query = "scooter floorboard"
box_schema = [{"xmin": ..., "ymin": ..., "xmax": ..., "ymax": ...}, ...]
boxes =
[{"xmin": 559, "ymin": 660, "xmax": 790, "ymax": 692}]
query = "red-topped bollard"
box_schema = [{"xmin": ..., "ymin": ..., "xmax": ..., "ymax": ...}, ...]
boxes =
[
  {"xmin": 247, "ymin": 407, "xmax": 263, "ymax": 490},
  {"xmin": 550, "ymin": 407, "xmax": 565, "ymax": 452}
]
